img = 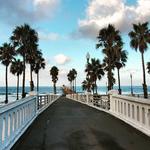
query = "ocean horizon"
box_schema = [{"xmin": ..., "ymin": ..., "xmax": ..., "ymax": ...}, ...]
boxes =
[{"xmin": 0, "ymin": 85, "xmax": 150, "ymax": 103}]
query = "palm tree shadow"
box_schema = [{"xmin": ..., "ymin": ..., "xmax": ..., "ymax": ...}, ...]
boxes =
[
  {"xmin": 66, "ymin": 130, "xmax": 87, "ymax": 150},
  {"xmin": 91, "ymin": 129, "xmax": 125, "ymax": 150}
]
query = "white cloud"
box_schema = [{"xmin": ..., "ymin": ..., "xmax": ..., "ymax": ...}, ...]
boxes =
[
  {"xmin": 75, "ymin": 0, "xmax": 150, "ymax": 39},
  {"xmin": 0, "ymin": 0, "xmax": 60, "ymax": 24},
  {"xmin": 54, "ymin": 54, "xmax": 71, "ymax": 65},
  {"xmin": 38, "ymin": 31, "xmax": 60, "ymax": 41},
  {"xmin": 33, "ymin": 0, "xmax": 60, "ymax": 20}
]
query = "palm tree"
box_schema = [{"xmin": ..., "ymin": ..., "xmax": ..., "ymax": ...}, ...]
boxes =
[
  {"xmin": 82, "ymin": 79, "xmax": 90, "ymax": 92},
  {"xmin": 11, "ymin": 24, "xmax": 38, "ymax": 98},
  {"xmin": 115, "ymin": 50, "xmax": 128, "ymax": 94},
  {"xmin": 147, "ymin": 62, "xmax": 150, "ymax": 74},
  {"xmin": 67, "ymin": 70, "xmax": 74, "ymax": 90},
  {"xmin": 0, "ymin": 43, "xmax": 15, "ymax": 103},
  {"xmin": 129, "ymin": 22, "xmax": 150, "ymax": 98},
  {"xmin": 34, "ymin": 52, "xmax": 45, "ymax": 93},
  {"xmin": 85, "ymin": 58, "xmax": 104, "ymax": 94},
  {"xmin": 82, "ymin": 77, "xmax": 93, "ymax": 93},
  {"xmin": 71, "ymin": 69, "xmax": 77, "ymax": 92},
  {"xmin": 26, "ymin": 43, "xmax": 39, "ymax": 92},
  {"xmin": 96, "ymin": 24, "xmax": 123, "ymax": 91},
  {"xmin": 50, "ymin": 66, "xmax": 59, "ymax": 94},
  {"xmin": 10, "ymin": 59, "xmax": 23, "ymax": 100}
]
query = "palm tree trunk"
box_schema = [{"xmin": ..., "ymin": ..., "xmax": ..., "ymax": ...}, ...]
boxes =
[
  {"xmin": 30, "ymin": 64, "xmax": 34, "ymax": 91},
  {"xmin": 5, "ymin": 66, "xmax": 8, "ymax": 104},
  {"xmin": 54, "ymin": 82, "xmax": 56, "ymax": 94},
  {"xmin": 141, "ymin": 52, "xmax": 148, "ymax": 98},
  {"xmin": 37, "ymin": 72, "xmax": 39, "ymax": 93},
  {"xmin": 17, "ymin": 75, "xmax": 19, "ymax": 100},
  {"xmin": 117, "ymin": 68, "xmax": 122, "ymax": 94},
  {"xmin": 73, "ymin": 80, "xmax": 75, "ymax": 92},
  {"xmin": 22, "ymin": 56, "xmax": 26, "ymax": 98},
  {"xmin": 108, "ymin": 59, "xmax": 112, "ymax": 91},
  {"xmin": 95, "ymin": 80, "xmax": 97, "ymax": 94},
  {"xmin": 70, "ymin": 82, "xmax": 72, "ymax": 90},
  {"xmin": 75, "ymin": 78, "xmax": 76, "ymax": 93},
  {"xmin": 71, "ymin": 81, "xmax": 73, "ymax": 91},
  {"xmin": 92, "ymin": 85, "xmax": 94, "ymax": 95}
]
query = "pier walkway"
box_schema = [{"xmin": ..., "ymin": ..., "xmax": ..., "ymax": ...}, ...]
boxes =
[{"xmin": 12, "ymin": 97, "xmax": 150, "ymax": 150}]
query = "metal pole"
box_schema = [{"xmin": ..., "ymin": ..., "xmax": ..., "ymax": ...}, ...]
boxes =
[{"xmin": 130, "ymin": 74, "xmax": 133, "ymax": 95}]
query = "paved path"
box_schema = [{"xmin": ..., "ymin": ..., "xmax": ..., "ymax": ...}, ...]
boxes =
[{"xmin": 12, "ymin": 97, "xmax": 150, "ymax": 150}]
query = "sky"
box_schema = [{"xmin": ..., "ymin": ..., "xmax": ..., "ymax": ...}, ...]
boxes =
[{"xmin": 0, "ymin": 0, "xmax": 150, "ymax": 87}]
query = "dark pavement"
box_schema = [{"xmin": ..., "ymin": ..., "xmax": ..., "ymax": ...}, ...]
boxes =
[{"xmin": 12, "ymin": 97, "xmax": 150, "ymax": 150}]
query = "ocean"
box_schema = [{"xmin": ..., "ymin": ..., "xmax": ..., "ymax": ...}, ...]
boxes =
[{"xmin": 0, "ymin": 86, "xmax": 150, "ymax": 103}]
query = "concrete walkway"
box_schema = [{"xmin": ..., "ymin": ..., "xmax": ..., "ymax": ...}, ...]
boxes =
[{"xmin": 12, "ymin": 97, "xmax": 150, "ymax": 150}]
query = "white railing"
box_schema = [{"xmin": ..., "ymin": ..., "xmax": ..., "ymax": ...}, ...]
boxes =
[
  {"xmin": 0, "ymin": 94, "xmax": 60, "ymax": 150},
  {"xmin": 109, "ymin": 94, "xmax": 150, "ymax": 136},
  {"xmin": 66, "ymin": 93, "xmax": 109, "ymax": 110},
  {"xmin": 67, "ymin": 93, "xmax": 150, "ymax": 136},
  {"xmin": 37, "ymin": 94, "xmax": 59, "ymax": 114}
]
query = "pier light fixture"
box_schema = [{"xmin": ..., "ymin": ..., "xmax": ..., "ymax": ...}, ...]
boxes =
[{"xmin": 86, "ymin": 52, "xmax": 90, "ymax": 64}]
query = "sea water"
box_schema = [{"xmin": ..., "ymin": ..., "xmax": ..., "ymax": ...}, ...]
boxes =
[{"xmin": 0, "ymin": 86, "xmax": 150, "ymax": 103}]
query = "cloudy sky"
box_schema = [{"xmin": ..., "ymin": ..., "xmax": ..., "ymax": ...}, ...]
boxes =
[{"xmin": 0, "ymin": 0, "xmax": 150, "ymax": 87}]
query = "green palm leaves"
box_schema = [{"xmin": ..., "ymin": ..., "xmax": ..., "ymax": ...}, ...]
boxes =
[
  {"xmin": 96, "ymin": 24, "xmax": 127, "ymax": 92},
  {"xmin": 11, "ymin": 24, "xmax": 39, "ymax": 97},
  {"xmin": 10, "ymin": 59, "xmax": 23, "ymax": 100},
  {"xmin": 129, "ymin": 22, "xmax": 150, "ymax": 98},
  {"xmin": 67, "ymin": 69, "xmax": 77, "ymax": 93},
  {"xmin": 0, "ymin": 24, "xmax": 45, "ymax": 103},
  {"xmin": 84, "ymin": 58, "xmax": 104, "ymax": 94},
  {"xmin": 50, "ymin": 66, "xmax": 59, "ymax": 94},
  {"xmin": 0, "ymin": 43, "xmax": 16, "ymax": 103}
]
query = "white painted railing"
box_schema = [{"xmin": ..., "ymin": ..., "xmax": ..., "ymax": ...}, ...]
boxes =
[
  {"xmin": 66, "ymin": 93, "xmax": 109, "ymax": 110},
  {"xmin": 109, "ymin": 94, "xmax": 150, "ymax": 136},
  {"xmin": 0, "ymin": 94, "xmax": 60, "ymax": 150},
  {"xmin": 67, "ymin": 93, "xmax": 150, "ymax": 136}
]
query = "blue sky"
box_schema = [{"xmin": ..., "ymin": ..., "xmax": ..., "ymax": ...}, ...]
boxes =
[{"xmin": 0, "ymin": 0, "xmax": 150, "ymax": 87}]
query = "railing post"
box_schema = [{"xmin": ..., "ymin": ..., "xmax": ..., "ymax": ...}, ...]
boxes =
[
  {"xmin": 0, "ymin": 116, "xmax": 2, "ymax": 149},
  {"xmin": 109, "ymin": 94, "xmax": 112, "ymax": 112}
]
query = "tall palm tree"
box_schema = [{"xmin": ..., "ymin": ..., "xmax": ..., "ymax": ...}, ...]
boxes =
[
  {"xmin": 96, "ymin": 24, "xmax": 122, "ymax": 91},
  {"xmin": 82, "ymin": 79, "xmax": 90, "ymax": 92},
  {"xmin": 0, "ymin": 43, "xmax": 15, "ymax": 103},
  {"xmin": 71, "ymin": 69, "xmax": 77, "ymax": 92},
  {"xmin": 85, "ymin": 58, "xmax": 104, "ymax": 94},
  {"xmin": 82, "ymin": 77, "xmax": 94, "ymax": 93},
  {"xmin": 50, "ymin": 66, "xmax": 59, "ymax": 94},
  {"xmin": 10, "ymin": 59, "xmax": 23, "ymax": 100},
  {"xmin": 147, "ymin": 62, "xmax": 150, "ymax": 74},
  {"xmin": 129, "ymin": 22, "xmax": 150, "ymax": 98},
  {"xmin": 34, "ymin": 52, "xmax": 45, "ymax": 93},
  {"xmin": 11, "ymin": 24, "xmax": 38, "ymax": 98},
  {"xmin": 115, "ymin": 50, "xmax": 128, "ymax": 94},
  {"xmin": 26, "ymin": 43, "xmax": 38, "ymax": 92},
  {"xmin": 67, "ymin": 70, "xmax": 74, "ymax": 90}
]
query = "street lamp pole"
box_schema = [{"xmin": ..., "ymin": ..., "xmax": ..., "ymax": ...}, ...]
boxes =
[
  {"xmin": 86, "ymin": 52, "xmax": 90, "ymax": 64},
  {"xmin": 130, "ymin": 73, "xmax": 133, "ymax": 96},
  {"xmin": 86, "ymin": 52, "xmax": 90, "ymax": 93}
]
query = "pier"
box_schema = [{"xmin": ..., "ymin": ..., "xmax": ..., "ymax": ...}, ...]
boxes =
[{"xmin": 0, "ymin": 93, "xmax": 150, "ymax": 150}]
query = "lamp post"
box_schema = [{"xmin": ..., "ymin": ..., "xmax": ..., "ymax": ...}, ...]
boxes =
[
  {"xmin": 86, "ymin": 52, "xmax": 90, "ymax": 103},
  {"xmin": 130, "ymin": 73, "xmax": 133, "ymax": 96},
  {"xmin": 86, "ymin": 52, "xmax": 90, "ymax": 93},
  {"xmin": 86, "ymin": 52, "xmax": 90, "ymax": 64}
]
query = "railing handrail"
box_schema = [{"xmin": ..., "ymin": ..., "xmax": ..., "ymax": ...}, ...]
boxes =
[
  {"xmin": 112, "ymin": 94, "xmax": 150, "ymax": 105},
  {"xmin": 0, "ymin": 96, "xmax": 37, "ymax": 114}
]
